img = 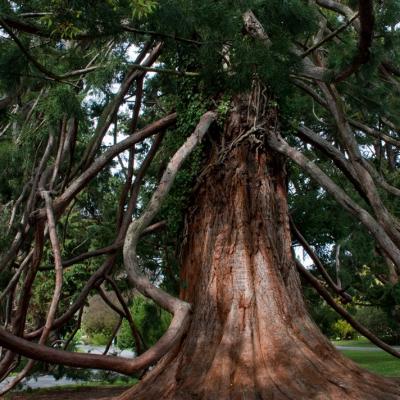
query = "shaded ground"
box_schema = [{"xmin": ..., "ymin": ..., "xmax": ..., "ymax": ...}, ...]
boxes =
[
  {"xmin": 3, "ymin": 341, "xmax": 399, "ymax": 398},
  {"xmin": 4, "ymin": 385, "xmax": 130, "ymax": 400}
]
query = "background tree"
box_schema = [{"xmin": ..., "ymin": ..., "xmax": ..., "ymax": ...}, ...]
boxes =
[{"xmin": 0, "ymin": 0, "xmax": 400, "ymax": 399}]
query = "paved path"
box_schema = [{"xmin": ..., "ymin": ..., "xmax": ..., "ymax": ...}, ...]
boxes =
[
  {"xmin": 336, "ymin": 345, "xmax": 400, "ymax": 352},
  {"xmin": 0, "ymin": 345, "xmax": 135, "ymax": 390}
]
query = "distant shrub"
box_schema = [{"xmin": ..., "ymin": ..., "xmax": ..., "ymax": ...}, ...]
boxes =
[
  {"xmin": 356, "ymin": 307, "xmax": 400, "ymax": 345},
  {"xmin": 90, "ymin": 331, "xmax": 110, "ymax": 346},
  {"xmin": 117, "ymin": 295, "xmax": 171, "ymax": 350},
  {"xmin": 81, "ymin": 294, "xmax": 120, "ymax": 344},
  {"xmin": 331, "ymin": 319, "xmax": 357, "ymax": 340}
]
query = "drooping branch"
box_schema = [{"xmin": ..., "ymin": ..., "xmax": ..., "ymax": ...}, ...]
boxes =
[
  {"xmin": 26, "ymin": 133, "xmax": 166, "ymax": 340},
  {"xmin": 292, "ymin": 79, "xmax": 400, "ymax": 199},
  {"xmin": 290, "ymin": 216, "xmax": 352, "ymax": 303},
  {"xmin": 123, "ymin": 111, "xmax": 216, "ymax": 310},
  {"xmin": 106, "ymin": 276, "xmax": 146, "ymax": 354},
  {"xmin": 122, "ymin": 111, "xmax": 217, "ymax": 364},
  {"xmin": 0, "ymin": 191, "xmax": 64, "ymax": 395},
  {"xmin": 266, "ymin": 132, "xmax": 400, "ymax": 270},
  {"xmin": 296, "ymin": 259, "xmax": 400, "ymax": 358}
]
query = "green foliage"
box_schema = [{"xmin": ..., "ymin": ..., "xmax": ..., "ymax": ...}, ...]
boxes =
[
  {"xmin": 331, "ymin": 319, "xmax": 357, "ymax": 340},
  {"xmin": 89, "ymin": 332, "xmax": 110, "ymax": 346},
  {"xmin": 37, "ymin": 85, "xmax": 83, "ymax": 124},
  {"xmin": 0, "ymin": 141, "xmax": 24, "ymax": 202},
  {"xmin": 356, "ymin": 307, "xmax": 400, "ymax": 345},
  {"xmin": 81, "ymin": 295, "xmax": 120, "ymax": 344},
  {"xmin": 117, "ymin": 295, "xmax": 171, "ymax": 350},
  {"xmin": 130, "ymin": 0, "xmax": 157, "ymax": 19}
]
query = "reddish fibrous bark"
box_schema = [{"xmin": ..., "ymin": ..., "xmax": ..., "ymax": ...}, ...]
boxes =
[{"xmin": 117, "ymin": 95, "xmax": 400, "ymax": 400}]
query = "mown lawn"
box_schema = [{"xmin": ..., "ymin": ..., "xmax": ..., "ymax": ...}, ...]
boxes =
[
  {"xmin": 332, "ymin": 338, "xmax": 400, "ymax": 376},
  {"xmin": 341, "ymin": 350, "xmax": 400, "ymax": 376},
  {"xmin": 332, "ymin": 338, "xmax": 374, "ymax": 347}
]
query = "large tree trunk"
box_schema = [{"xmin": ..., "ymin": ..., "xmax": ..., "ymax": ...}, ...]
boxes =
[{"xmin": 117, "ymin": 93, "xmax": 400, "ymax": 400}]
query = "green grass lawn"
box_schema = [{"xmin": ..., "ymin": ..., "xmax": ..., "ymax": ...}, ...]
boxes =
[
  {"xmin": 341, "ymin": 350, "xmax": 400, "ymax": 377},
  {"xmin": 332, "ymin": 338, "xmax": 400, "ymax": 377},
  {"xmin": 332, "ymin": 338, "xmax": 375, "ymax": 347}
]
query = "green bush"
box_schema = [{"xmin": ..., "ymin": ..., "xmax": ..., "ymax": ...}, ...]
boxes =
[
  {"xmin": 90, "ymin": 331, "xmax": 110, "ymax": 346},
  {"xmin": 81, "ymin": 294, "xmax": 120, "ymax": 344},
  {"xmin": 117, "ymin": 295, "xmax": 171, "ymax": 351},
  {"xmin": 331, "ymin": 319, "xmax": 357, "ymax": 340}
]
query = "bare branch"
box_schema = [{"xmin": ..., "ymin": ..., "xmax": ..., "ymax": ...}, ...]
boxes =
[
  {"xmin": 106, "ymin": 276, "xmax": 145, "ymax": 354},
  {"xmin": 290, "ymin": 216, "xmax": 351, "ymax": 303},
  {"xmin": 302, "ymin": 12, "xmax": 359, "ymax": 58}
]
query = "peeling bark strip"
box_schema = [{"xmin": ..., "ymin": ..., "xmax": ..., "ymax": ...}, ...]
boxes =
[{"xmin": 116, "ymin": 94, "xmax": 400, "ymax": 400}]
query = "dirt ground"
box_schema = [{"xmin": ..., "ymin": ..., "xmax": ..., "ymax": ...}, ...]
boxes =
[{"xmin": 3, "ymin": 386, "xmax": 129, "ymax": 400}]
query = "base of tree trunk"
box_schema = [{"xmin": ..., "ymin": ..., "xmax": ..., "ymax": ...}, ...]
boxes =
[{"xmin": 117, "ymin": 95, "xmax": 400, "ymax": 400}]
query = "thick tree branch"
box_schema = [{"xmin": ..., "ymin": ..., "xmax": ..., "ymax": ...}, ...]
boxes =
[
  {"xmin": 122, "ymin": 111, "xmax": 217, "ymax": 366},
  {"xmin": 302, "ymin": 12, "xmax": 359, "ymax": 58},
  {"xmin": 0, "ymin": 191, "xmax": 64, "ymax": 395},
  {"xmin": 290, "ymin": 216, "xmax": 352, "ymax": 303},
  {"xmin": 266, "ymin": 132, "xmax": 400, "ymax": 269},
  {"xmin": 296, "ymin": 259, "xmax": 400, "ymax": 358},
  {"xmin": 31, "ymin": 113, "xmax": 176, "ymax": 221},
  {"xmin": 333, "ymin": 1, "xmax": 374, "ymax": 83}
]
